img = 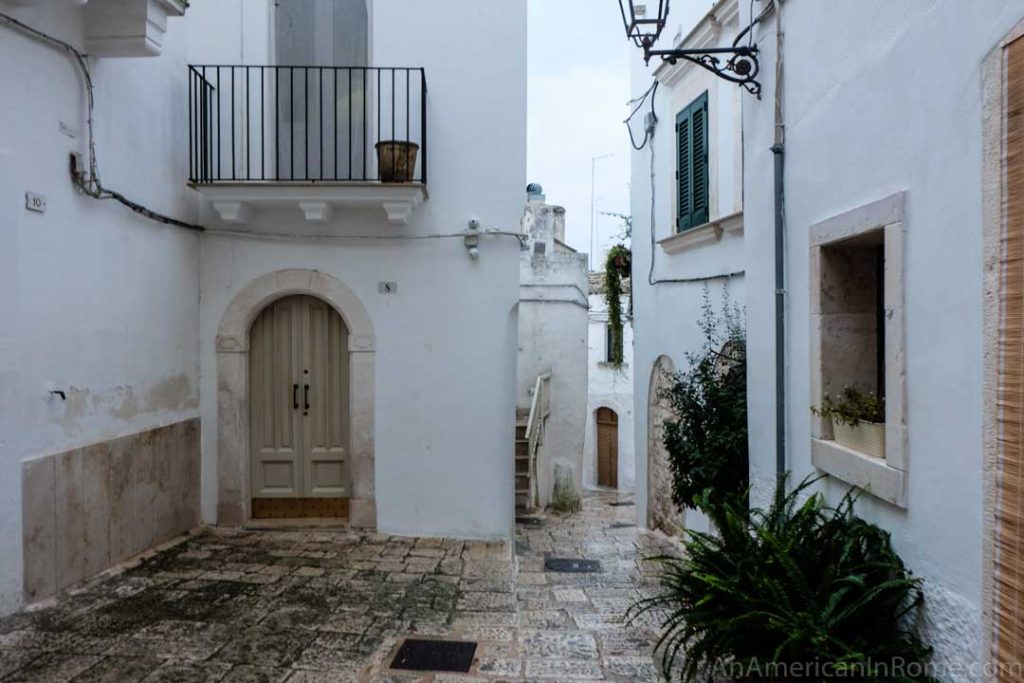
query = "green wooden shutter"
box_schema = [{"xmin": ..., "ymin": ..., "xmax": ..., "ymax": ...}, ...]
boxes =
[
  {"xmin": 676, "ymin": 109, "xmax": 691, "ymax": 232},
  {"xmin": 676, "ymin": 91, "xmax": 709, "ymax": 232}
]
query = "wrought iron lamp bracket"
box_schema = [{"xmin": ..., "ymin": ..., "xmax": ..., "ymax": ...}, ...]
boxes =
[{"xmin": 644, "ymin": 44, "xmax": 761, "ymax": 97}]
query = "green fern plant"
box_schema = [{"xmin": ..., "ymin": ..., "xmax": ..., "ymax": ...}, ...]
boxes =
[{"xmin": 629, "ymin": 476, "xmax": 936, "ymax": 682}]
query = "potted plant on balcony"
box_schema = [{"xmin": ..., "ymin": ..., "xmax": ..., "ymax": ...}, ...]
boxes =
[
  {"xmin": 375, "ymin": 141, "xmax": 419, "ymax": 183},
  {"xmin": 813, "ymin": 387, "xmax": 886, "ymax": 458}
]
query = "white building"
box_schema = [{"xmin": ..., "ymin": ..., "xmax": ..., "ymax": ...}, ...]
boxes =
[
  {"xmin": 628, "ymin": 0, "xmax": 746, "ymax": 537},
  {"xmin": 582, "ymin": 272, "xmax": 635, "ymax": 493},
  {"xmin": 628, "ymin": 0, "xmax": 1024, "ymax": 675},
  {"xmin": 0, "ymin": 0, "xmax": 525, "ymax": 612},
  {"xmin": 516, "ymin": 187, "xmax": 588, "ymax": 510},
  {"xmin": 738, "ymin": 0, "xmax": 1024, "ymax": 675}
]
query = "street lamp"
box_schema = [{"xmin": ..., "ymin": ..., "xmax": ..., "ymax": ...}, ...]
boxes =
[{"xmin": 618, "ymin": 0, "xmax": 761, "ymax": 96}]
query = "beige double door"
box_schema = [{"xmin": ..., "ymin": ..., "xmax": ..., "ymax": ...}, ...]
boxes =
[{"xmin": 250, "ymin": 295, "xmax": 350, "ymax": 499}]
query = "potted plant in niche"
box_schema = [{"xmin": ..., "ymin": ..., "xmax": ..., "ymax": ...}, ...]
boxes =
[
  {"xmin": 375, "ymin": 141, "xmax": 419, "ymax": 183},
  {"xmin": 813, "ymin": 387, "xmax": 886, "ymax": 458}
]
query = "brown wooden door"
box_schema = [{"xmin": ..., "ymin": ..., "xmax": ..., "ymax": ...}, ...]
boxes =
[{"xmin": 596, "ymin": 407, "xmax": 619, "ymax": 488}]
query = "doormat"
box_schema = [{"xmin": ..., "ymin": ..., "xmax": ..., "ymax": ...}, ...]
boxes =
[
  {"xmin": 609, "ymin": 501, "xmax": 635, "ymax": 507},
  {"xmin": 545, "ymin": 557, "xmax": 602, "ymax": 573},
  {"xmin": 390, "ymin": 639, "xmax": 477, "ymax": 673}
]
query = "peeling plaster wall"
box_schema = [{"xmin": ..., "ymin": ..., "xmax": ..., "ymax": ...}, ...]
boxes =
[
  {"xmin": 0, "ymin": 4, "xmax": 201, "ymax": 614},
  {"xmin": 740, "ymin": 0, "xmax": 1024, "ymax": 676},
  {"xmin": 583, "ymin": 292, "xmax": 635, "ymax": 492}
]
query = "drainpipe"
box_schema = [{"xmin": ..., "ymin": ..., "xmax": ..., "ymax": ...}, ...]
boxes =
[{"xmin": 771, "ymin": 0, "xmax": 786, "ymax": 479}]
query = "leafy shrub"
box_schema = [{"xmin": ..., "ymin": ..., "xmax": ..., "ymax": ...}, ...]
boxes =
[
  {"xmin": 630, "ymin": 477, "xmax": 935, "ymax": 682},
  {"xmin": 813, "ymin": 386, "xmax": 885, "ymax": 427},
  {"xmin": 661, "ymin": 288, "xmax": 747, "ymax": 516}
]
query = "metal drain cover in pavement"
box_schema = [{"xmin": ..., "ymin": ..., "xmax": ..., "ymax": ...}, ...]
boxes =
[
  {"xmin": 391, "ymin": 639, "xmax": 477, "ymax": 673},
  {"xmin": 545, "ymin": 557, "xmax": 602, "ymax": 573},
  {"xmin": 609, "ymin": 500, "xmax": 635, "ymax": 507},
  {"xmin": 609, "ymin": 522, "xmax": 634, "ymax": 529}
]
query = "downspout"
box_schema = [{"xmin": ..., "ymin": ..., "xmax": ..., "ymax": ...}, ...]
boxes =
[{"xmin": 770, "ymin": 0, "xmax": 786, "ymax": 479}]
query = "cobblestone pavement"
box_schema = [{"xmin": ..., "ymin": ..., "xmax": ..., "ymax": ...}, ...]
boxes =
[{"xmin": 0, "ymin": 491, "xmax": 680, "ymax": 682}]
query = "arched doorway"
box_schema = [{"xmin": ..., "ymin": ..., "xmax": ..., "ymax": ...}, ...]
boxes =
[
  {"xmin": 216, "ymin": 269, "xmax": 376, "ymax": 528},
  {"xmin": 249, "ymin": 295, "xmax": 351, "ymax": 518},
  {"xmin": 596, "ymin": 407, "xmax": 619, "ymax": 488},
  {"xmin": 648, "ymin": 355, "xmax": 682, "ymax": 535}
]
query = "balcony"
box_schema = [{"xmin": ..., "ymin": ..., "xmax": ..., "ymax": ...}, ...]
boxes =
[{"xmin": 188, "ymin": 65, "xmax": 428, "ymax": 226}]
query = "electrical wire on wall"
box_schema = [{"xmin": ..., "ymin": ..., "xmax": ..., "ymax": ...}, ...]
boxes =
[
  {"xmin": 623, "ymin": 79, "xmax": 744, "ymax": 287},
  {"xmin": 206, "ymin": 227, "xmax": 528, "ymax": 247},
  {"xmin": 625, "ymin": 80, "xmax": 659, "ymax": 151},
  {"xmin": 0, "ymin": 10, "xmax": 205, "ymax": 232}
]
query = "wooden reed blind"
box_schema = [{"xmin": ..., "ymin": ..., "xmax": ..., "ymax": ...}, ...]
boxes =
[{"xmin": 995, "ymin": 35, "xmax": 1024, "ymax": 678}]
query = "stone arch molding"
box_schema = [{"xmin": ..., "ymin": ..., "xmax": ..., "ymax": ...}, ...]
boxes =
[
  {"xmin": 215, "ymin": 269, "xmax": 376, "ymax": 528},
  {"xmin": 647, "ymin": 354, "xmax": 682, "ymax": 536}
]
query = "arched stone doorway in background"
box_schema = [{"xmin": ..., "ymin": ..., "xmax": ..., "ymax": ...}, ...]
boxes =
[
  {"xmin": 647, "ymin": 355, "xmax": 682, "ymax": 535},
  {"xmin": 596, "ymin": 407, "xmax": 619, "ymax": 488}
]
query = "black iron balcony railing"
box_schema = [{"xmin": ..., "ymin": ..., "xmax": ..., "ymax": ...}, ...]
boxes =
[{"xmin": 188, "ymin": 65, "xmax": 427, "ymax": 184}]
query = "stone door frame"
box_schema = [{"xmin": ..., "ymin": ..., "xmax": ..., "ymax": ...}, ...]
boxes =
[
  {"xmin": 215, "ymin": 269, "xmax": 376, "ymax": 528},
  {"xmin": 647, "ymin": 355, "xmax": 682, "ymax": 535}
]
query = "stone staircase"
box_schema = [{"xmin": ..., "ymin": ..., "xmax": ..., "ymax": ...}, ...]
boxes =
[{"xmin": 515, "ymin": 410, "xmax": 531, "ymax": 511}]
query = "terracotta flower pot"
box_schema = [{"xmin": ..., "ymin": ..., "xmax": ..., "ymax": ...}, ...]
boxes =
[
  {"xmin": 833, "ymin": 420, "xmax": 886, "ymax": 459},
  {"xmin": 375, "ymin": 140, "xmax": 419, "ymax": 183}
]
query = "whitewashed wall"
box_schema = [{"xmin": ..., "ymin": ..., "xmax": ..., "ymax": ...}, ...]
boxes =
[
  {"xmin": 0, "ymin": 2, "xmax": 200, "ymax": 613},
  {"xmin": 191, "ymin": 0, "xmax": 528, "ymax": 538},
  {"xmin": 583, "ymin": 291, "xmax": 635, "ymax": 491},
  {"xmin": 517, "ymin": 200, "xmax": 589, "ymax": 508},
  {"xmin": 742, "ymin": 0, "xmax": 1024, "ymax": 676},
  {"xmin": 628, "ymin": 0, "xmax": 746, "ymax": 537}
]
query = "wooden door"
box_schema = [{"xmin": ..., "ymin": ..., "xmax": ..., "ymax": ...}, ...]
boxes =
[
  {"xmin": 250, "ymin": 296, "xmax": 304, "ymax": 497},
  {"xmin": 596, "ymin": 407, "xmax": 619, "ymax": 488},
  {"xmin": 250, "ymin": 296, "xmax": 350, "ymax": 507},
  {"xmin": 303, "ymin": 297, "xmax": 351, "ymax": 497}
]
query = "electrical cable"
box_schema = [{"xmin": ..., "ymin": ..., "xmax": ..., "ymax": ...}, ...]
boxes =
[
  {"xmin": 624, "ymin": 80, "xmax": 659, "ymax": 151},
  {"xmin": 206, "ymin": 227, "xmax": 528, "ymax": 247},
  {"xmin": 0, "ymin": 10, "xmax": 205, "ymax": 231}
]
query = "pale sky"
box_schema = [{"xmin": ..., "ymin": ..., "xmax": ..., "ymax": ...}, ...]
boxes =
[{"xmin": 527, "ymin": 0, "xmax": 632, "ymax": 269}]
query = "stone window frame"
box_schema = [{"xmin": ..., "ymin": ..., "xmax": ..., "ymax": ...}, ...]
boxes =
[{"xmin": 809, "ymin": 192, "xmax": 908, "ymax": 508}]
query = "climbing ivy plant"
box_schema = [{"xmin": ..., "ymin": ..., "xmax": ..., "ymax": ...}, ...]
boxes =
[{"xmin": 604, "ymin": 244, "xmax": 632, "ymax": 368}]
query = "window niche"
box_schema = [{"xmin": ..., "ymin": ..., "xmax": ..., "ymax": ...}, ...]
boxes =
[{"xmin": 809, "ymin": 192, "xmax": 907, "ymax": 508}]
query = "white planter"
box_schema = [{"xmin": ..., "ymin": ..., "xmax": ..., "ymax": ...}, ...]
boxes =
[{"xmin": 833, "ymin": 420, "xmax": 886, "ymax": 459}]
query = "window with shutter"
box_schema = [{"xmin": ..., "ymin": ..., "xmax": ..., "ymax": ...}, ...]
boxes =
[{"xmin": 675, "ymin": 91, "xmax": 709, "ymax": 232}]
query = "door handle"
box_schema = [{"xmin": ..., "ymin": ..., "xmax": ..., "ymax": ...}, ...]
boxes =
[
  {"xmin": 293, "ymin": 384, "xmax": 299, "ymax": 410},
  {"xmin": 304, "ymin": 384, "xmax": 310, "ymax": 412}
]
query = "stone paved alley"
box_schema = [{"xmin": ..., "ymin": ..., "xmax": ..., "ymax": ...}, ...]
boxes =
[{"xmin": 0, "ymin": 492, "xmax": 680, "ymax": 682}]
